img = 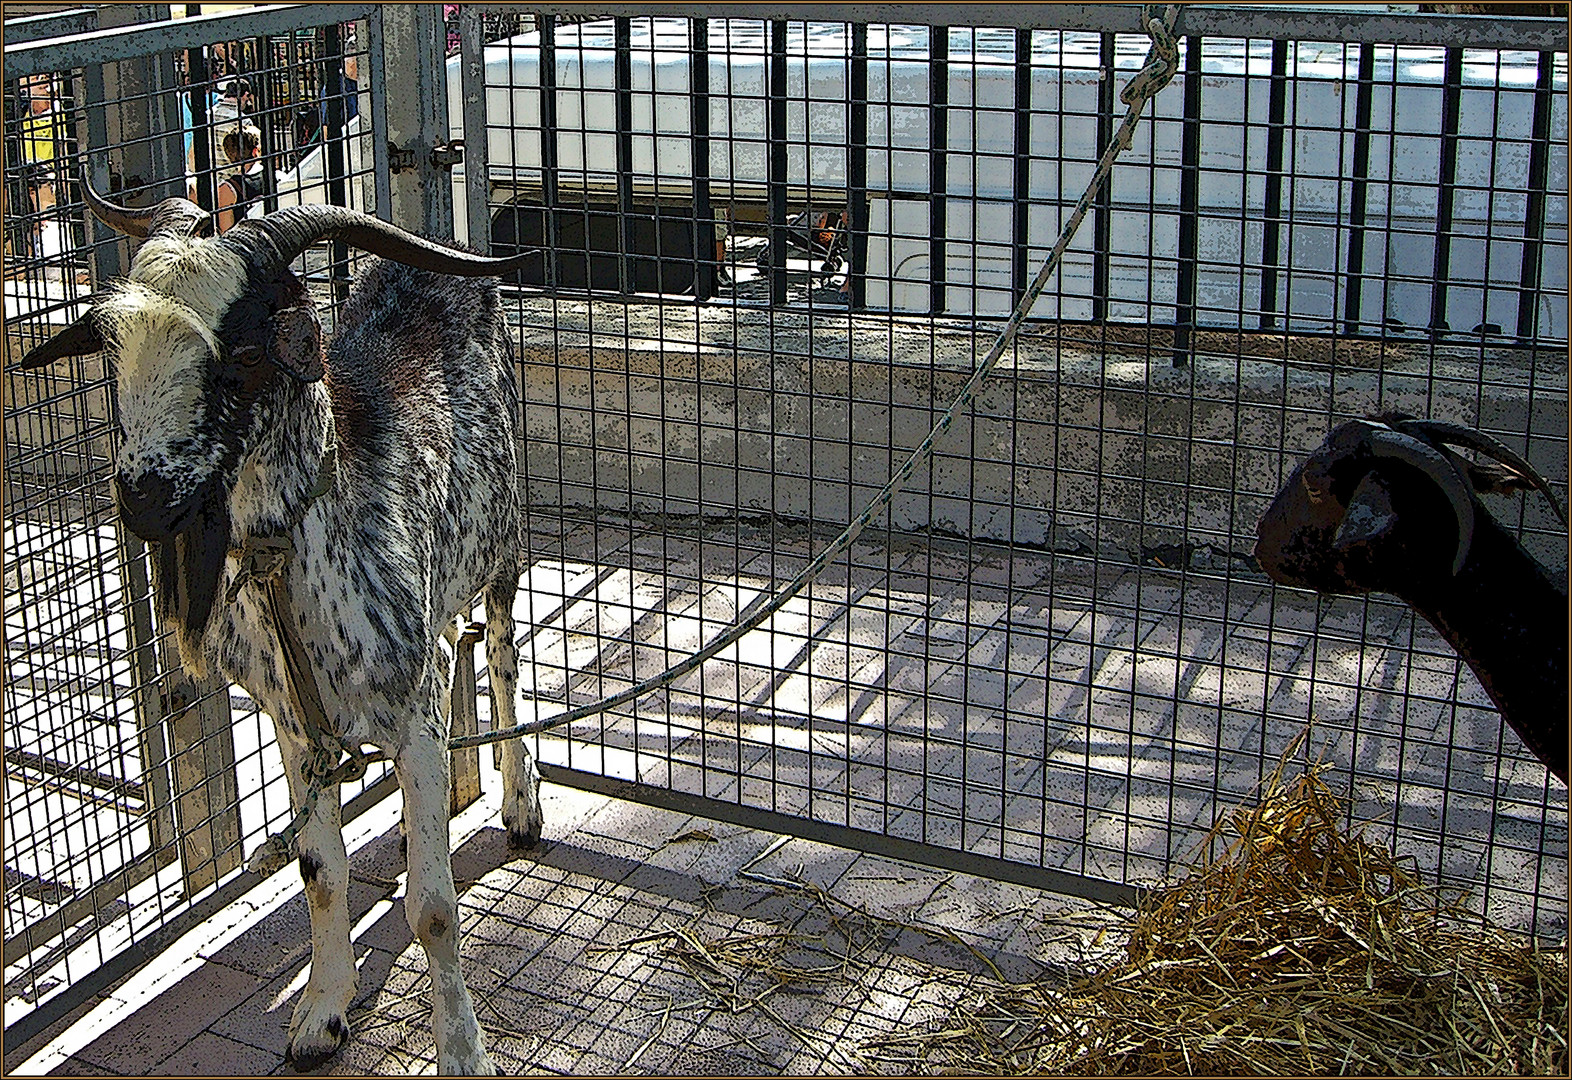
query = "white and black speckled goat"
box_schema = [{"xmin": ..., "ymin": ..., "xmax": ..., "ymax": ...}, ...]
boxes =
[{"xmin": 18, "ymin": 186, "xmax": 545, "ymax": 1073}]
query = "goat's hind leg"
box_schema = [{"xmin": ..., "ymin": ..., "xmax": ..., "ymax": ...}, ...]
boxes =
[
  {"xmin": 278, "ymin": 732, "xmax": 357, "ymax": 1068},
  {"xmin": 485, "ymin": 575, "xmax": 543, "ymax": 849}
]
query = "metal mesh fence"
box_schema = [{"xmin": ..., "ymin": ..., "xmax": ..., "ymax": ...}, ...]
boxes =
[
  {"xmin": 469, "ymin": 8, "xmax": 1567, "ymax": 935},
  {"xmin": 2, "ymin": 0, "xmax": 1567, "ymax": 1045},
  {"xmin": 3, "ymin": 4, "xmax": 387, "ymax": 1025}
]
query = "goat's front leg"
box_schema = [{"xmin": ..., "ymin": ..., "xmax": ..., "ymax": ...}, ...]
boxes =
[
  {"xmin": 278, "ymin": 732, "xmax": 356, "ymax": 1068},
  {"xmin": 396, "ymin": 721, "xmax": 495, "ymax": 1075}
]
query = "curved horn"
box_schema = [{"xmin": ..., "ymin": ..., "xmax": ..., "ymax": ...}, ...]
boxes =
[
  {"xmin": 1395, "ymin": 418, "xmax": 1568, "ymax": 527},
  {"xmin": 1362, "ymin": 423, "xmax": 1477, "ymax": 576},
  {"xmin": 226, "ymin": 204, "xmax": 534, "ymax": 278},
  {"xmin": 81, "ymin": 172, "xmax": 210, "ymax": 240},
  {"xmin": 11, "ymin": 309, "xmax": 105, "ymax": 371}
]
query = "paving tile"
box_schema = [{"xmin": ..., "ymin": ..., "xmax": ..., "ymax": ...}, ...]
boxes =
[
  {"xmin": 73, "ymin": 962, "xmax": 265, "ymax": 1075},
  {"xmin": 149, "ymin": 1031, "xmax": 279, "ymax": 1076}
]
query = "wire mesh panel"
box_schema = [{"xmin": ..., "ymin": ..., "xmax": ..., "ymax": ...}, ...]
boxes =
[
  {"xmin": 463, "ymin": 7, "xmax": 1567, "ymax": 934},
  {"xmin": 2, "ymin": 2, "xmax": 1567, "ymax": 1049},
  {"xmin": 2, "ymin": 4, "xmax": 388, "ymax": 1025}
]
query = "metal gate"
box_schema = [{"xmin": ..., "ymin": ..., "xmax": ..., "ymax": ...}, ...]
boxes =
[
  {"xmin": 3, "ymin": 1, "xmax": 391, "ymax": 1032},
  {"xmin": 3, "ymin": 0, "xmax": 1567, "ymax": 1048},
  {"xmin": 451, "ymin": 1, "xmax": 1568, "ymax": 934}
]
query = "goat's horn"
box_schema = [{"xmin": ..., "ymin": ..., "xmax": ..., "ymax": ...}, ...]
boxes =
[
  {"xmin": 82, "ymin": 172, "xmax": 210, "ymax": 240},
  {"xmin": 1363, "ymin": 424, "xmax": 1477, "ymax": 576},
  {"xmin": 229, "ymin": 205, "xmax": 533, "ymax": 279},
  {"xmin": 1395, "ymin": 418, "xmax": 1568, "ymax": 527},
  {"xmin": 11, "ymin": 309, "xmax": 106, "ymax": 371}
]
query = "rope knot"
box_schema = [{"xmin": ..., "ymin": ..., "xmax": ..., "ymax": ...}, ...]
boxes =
[
  {"xmin": 225, "ymin": 534, "xmax": 294, "ymax": 604},
  {"xmin": 1120, "ymin": 4, "xmax": 1183, "ymax": 111}
]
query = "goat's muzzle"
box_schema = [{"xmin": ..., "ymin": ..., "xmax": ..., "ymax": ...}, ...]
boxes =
[{"xmin": 115, "ymin": 472, "xmax": 201, "ymax": 543}]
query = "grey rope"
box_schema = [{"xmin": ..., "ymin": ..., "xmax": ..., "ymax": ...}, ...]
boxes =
[
  {"xmin": 251, "ymin": 7, "xmax": 1183, "ymax": 872},
  {"xmin": 450, "ymin": 4, "xmax": 1185, "ymax": 753}
]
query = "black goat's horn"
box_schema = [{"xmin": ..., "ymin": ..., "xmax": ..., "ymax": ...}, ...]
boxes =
[
  {"xmin": 82, "ymin": 172, "xmax": 210, "ymax": 240},
  {"xmin": 227, "ymin": 205, "xmax": 533, "ymax": 280},
  {"xmin": 1395, "ymin": 419, "xmax": 1569, "ymax": 527},
  {"xmin": 1363, "ymin": 423, "xmax": 1477, "ymax": 577}
]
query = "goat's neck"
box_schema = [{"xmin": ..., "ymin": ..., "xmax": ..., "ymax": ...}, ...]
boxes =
[
  {"xmin": 228, "ymin": 382, "xmax": 335, "ymax": 544},
  {"xmin": 1401, "ymin": 518, "xmax": 1568, "ymax": 779}
]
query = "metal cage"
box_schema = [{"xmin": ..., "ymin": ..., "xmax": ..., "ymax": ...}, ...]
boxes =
[{"xmin": 3, "ymin": 2, "xmax": 1567, "ymax": 1052}]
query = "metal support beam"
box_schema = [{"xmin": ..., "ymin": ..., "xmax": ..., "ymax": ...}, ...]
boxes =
[{"xmin": 373, "ymin": 3, "xmax": 453, "ymax": 237}]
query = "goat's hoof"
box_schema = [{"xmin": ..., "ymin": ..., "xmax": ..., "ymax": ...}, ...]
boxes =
[
  {"xmin": 439, "ymin": 1048, "xmax": 499, "ymax": 1075},
  {"xmin": 506, "ymin": 820, "xmax": 541, "ymax": 850},
  {"xmin": 287, "ymin": 1010, "xmax": 350, "ymax": 1070}
]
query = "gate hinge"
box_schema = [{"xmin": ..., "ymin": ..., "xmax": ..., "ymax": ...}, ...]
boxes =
[{"xmin": 388, "ymin": 140, "xmax": 465, "ymax": 174}]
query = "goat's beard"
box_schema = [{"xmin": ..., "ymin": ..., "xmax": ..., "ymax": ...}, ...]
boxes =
[{"xmin": 149, "ymin": 495, "xmax": 231, "ymax": 679}]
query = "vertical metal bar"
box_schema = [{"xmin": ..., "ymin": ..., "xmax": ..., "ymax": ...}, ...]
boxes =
[
  {"xmin": 1172, "ymin": 35, "xmax": 1201, "ymax": 367},
  {"xmin": 82, "ymin": 63, "xmax": 124, "ymax": 281},
  {"xmin": 768, "ymin": 19, "xmax": 788, "ymax": 308},
  {"xmin": 459, "ymin": 5, "xmax": 489, "ymax": 254},
  {"xmin": 614, "ymin": 16, "xmax": 634, "ymax": 295},
  {"xmin": 367, "ymin": 5, "xmax": 391, "ymax": 221},
  {"xmin": 154, "ymin": 48, "xmax": 186, "ymax": 202},
  {"xmin": 114, "ymin": 534, "xmax": 177, "ymax": 856},
  {"xmin": 848, "ymin": 21, "xmax": 869, "ymax": 311},
  {"xmin": 1094, "ymin": 30, "xmax": 1115, "ymax": 322},
  {"xmin": 449, "ymin": 625, "xmax": 483, "ymax": 815},
  {"xmin": 1429, "ymin": 46, "xmax": 1463, "ymax": 335},
  {"xmin": 1259, "ymin": 37, "xmax": 1288, "ymax": 330},
  {"xmin": 540, "ymin": 14, "xmax": 559, "ymax": 290},
  {"xmin": 1341, "ymin": 42, "xmax": 1375, "ymax": 337},
  {"xmin": 928, "ymin": 25, "xmax": 949, "ymax": 316},
  {"xmin": 185, "ymin": 42, "xmax": 213, "ymax": 211},
  {"xmin": 691, "ymin": 16, "xmax": 713, "ymax": 301},
  {"xmin": 1012, "ymin": 29, "xmax": 1033, "ymax": 308},
  {"xmin": 1515, "ymin": 49, "xmax": 1554, "ymax": 343},
  {"xmin": 323, "ymin": 21, "xmax": 348, "ymax": 303},
  {"xmin": 254, "ymin": 34, "xmax": 279, "ymax": 216}
]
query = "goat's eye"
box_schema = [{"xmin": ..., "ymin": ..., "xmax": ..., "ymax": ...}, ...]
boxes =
[{"xmin": 231, "ymin": 345, "xmax": 264, "ymax": 367}]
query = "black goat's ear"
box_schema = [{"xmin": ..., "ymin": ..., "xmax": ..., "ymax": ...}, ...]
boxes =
[
  {"xmin": 13, "ymin": 310, "xmax": 105, "ymax": 370},
  {"xmin": 269, "ymin": 304, "xmax": 323, "ymax": 382},
  {"xmin": 1332, "ymin": 471, "xmax": 1399, "ymax": 558}
]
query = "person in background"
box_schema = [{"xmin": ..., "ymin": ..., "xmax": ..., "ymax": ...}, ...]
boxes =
[
  {"xmin": 211, "ymin": 77, "xmax": 253, "ymax": 126},
  {"xmin": 214, "ymin": 123, "xmax": 265, "ymax": 233},
  {"xmin": 318, "ymin": 53, "xmax": 359, "ymax": 130},
  {"xmin": 20, "ymin": 74, "xmax": 62, "ymax": 249}
]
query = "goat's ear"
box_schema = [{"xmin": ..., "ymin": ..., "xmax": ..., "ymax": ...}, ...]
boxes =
[
  {"xmin": 13, "ymin": 311, "xmax": 105, "ymax": 370},
  {"xmin": 269, "ymin": 304, "xmax": 323, "ymax": 382},
  {"xmin": 1331, "ymin": 471, "xmax": 1399, "ymax": 558}
]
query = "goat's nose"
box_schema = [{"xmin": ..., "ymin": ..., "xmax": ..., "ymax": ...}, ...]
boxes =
[{"xmin": 114, "ymin": 471, "xmax": 182, "ymax": 541}]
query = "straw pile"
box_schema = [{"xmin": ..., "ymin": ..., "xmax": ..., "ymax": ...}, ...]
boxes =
[{"xmin": 866, "ymin": 748, "xmax": 1568, "ymax": 1075}]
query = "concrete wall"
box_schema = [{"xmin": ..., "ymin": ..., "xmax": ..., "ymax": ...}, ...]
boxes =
[{"xmin": 516, "ymin": 301, "xmax": 1569, "ymax": 571}]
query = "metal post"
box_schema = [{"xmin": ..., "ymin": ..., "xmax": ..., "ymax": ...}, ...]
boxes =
[
  {"xmin": 376, "ymin": 3, "xmax": 453, "ymax": 237},
  {"xmin": 459, "ymin": 6, "xmax": 490, "ymax": 255},
  {"xmin": 1259, "ymin": 37, "xmax": 1288, "ymax": 331},
  {"xmin": 1172, "ymin": 34, "xmax": 1201, "ymax": 366},
  {"xmin": 928, "ymin": 25, "xmax": 949, "ymax": 316},
  {"xmin": 1515, "ymin": 49, "xmax": 1554, "ymax": 344},
  {"xmin": 1428, "ymin": 46, "xmax": 1463, "ymax": 335},
  {"xmin": 848, "ymin": 21, "xmax": 869, "ymax": 311},
  {"xmin": 1341, "ymin": 43, "xmax": 1375, "ymax": 338}
]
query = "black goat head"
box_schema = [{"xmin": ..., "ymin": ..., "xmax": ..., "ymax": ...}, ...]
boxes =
[{"xmin": 1255, "ymin": 416, "xmax": 1566, "ymax": 597}]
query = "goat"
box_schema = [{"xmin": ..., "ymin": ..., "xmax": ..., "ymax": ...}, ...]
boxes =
[
  {"xmin": 1254, "ymin": 415, "xmax": 1568, "ymax": 784},
  {"xmin": 15, "ymin": 185, "xmax": 545, "ymax": 1073}
]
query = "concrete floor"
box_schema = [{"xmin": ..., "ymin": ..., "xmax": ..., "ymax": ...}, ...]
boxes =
[
  {"xmin": 5, "ymin": 515, "xmax": 1565, "ymax": 1076},
  {"xmin": 10, "ymin": 774, "xmax": 1130, "ymax": 1076}
]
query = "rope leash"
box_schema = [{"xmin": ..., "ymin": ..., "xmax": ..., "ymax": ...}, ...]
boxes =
[{"xmin": 247, "ymin": 6, "xmax": 1183, "ymax": 874}]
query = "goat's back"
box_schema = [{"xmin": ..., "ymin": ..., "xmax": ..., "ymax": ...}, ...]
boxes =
[{"xmin": 319, "ymin": 259, "xmax": 521, "ymax": 620}]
